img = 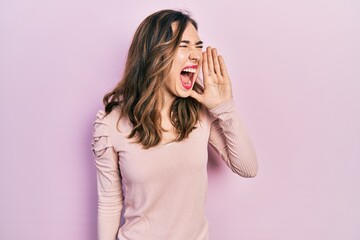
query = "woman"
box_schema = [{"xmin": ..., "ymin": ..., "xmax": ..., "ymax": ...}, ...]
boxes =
[{"xmin": 92, "ymin": 9, "xmax": 258, "ymax": 240}]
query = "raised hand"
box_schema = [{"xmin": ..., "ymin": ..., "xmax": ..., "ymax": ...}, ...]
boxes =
[{"xmin": 190, "ymin": 46, "xmax": 233, "ymax": 109}]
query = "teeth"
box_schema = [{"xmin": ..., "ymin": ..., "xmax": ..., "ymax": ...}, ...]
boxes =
[{"xmin": 182, "ymin": 68, "xmax": 196, "ymax": 73}]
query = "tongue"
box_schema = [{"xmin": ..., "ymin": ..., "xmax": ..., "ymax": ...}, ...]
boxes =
[
  {"xmin": 180, "ymin": 73, "xmax": 192, "ymax": 89},
  {"xmin": 180, "ymin": 73, "xmax": 191, "ymax": 85},
  {"xmin": 180, "ymin": 72, "xmax": 193, "ymax": 89}
]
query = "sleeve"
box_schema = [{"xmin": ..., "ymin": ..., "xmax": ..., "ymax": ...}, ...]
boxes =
[
  {"xmin": 92, "ymin": 110, "xmax": 123, "ymax": 240},
  {"xmin": 208, "ymin": 99, "xmax": 258, "ymax": 178}
]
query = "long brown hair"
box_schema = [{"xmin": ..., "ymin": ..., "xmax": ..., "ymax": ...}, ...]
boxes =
[{"xmin": 103, "ymin": 9, "xmax": 203, "ymax": 149}]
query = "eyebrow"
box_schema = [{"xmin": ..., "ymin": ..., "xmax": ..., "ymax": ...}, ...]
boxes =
[{"xmin": 180, "ymin": 40, "xmax": 203, "ymax": 45}]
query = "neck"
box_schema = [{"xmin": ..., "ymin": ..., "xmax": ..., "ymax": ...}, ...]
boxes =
[
  {"xmin": 161, "ymin": 94, "xmax": 174, "ymax": 116},
  {"xmin": 160, "ymin": 91, "xmax": 175, "ymax": 129}
]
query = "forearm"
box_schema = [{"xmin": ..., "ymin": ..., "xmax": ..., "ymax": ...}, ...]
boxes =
[
  {"xmin": 95, "ymin": 150, "xmax": 123, "ymax": 240},
  {"xmin": 208, "ymin": 99, "xmax": 258, "ymax": 177},
  {"xmin": 97, "ymin": 195, "xmax": 122, "ymax": 240}
]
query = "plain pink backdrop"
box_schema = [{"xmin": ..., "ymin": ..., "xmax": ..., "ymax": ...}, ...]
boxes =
[{"xmin": 1, "ymin": 0, "xmax": 359, "ymax": 239}]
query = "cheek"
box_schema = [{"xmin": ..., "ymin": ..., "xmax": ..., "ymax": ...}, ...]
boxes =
[
  {"xmin": 175, "ymin": 51, "xmax": 188, "ymax": 63},
  {"xmin": 171, "ymin": 56, "xmax": 186, "ymax": 76}
]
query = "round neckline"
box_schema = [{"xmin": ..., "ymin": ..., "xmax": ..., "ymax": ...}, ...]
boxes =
[{"xmin": 159, "ymin": 138, "xmax": 178, "ymax": 146}]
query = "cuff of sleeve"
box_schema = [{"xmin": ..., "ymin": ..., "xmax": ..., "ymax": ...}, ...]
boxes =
[{"xmin": 208, "ymin": 98, "xmax": 236, "ymax": 116}]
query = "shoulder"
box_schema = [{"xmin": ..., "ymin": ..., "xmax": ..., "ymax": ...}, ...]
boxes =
[
  {"xmin": 94, "ymin": 107, "xmax": 132, "ymax": 140},
  {"xmin": 95, "ymin": 107, "xmax": 121, "ymax": 125},
  {"xmin": 92, "ymin": 108, "xmax": 124, "ymax": 156},
  {"xmin": 93, "ymin": 108, "xmax": 122, "ymax": 139},
  {"xmin": 94, "ymin": 107, "xmax": 126, "ymax": 135}
]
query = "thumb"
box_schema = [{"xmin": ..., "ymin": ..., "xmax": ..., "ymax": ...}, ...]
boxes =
[{"xmin": 189, "ymin": 90, "xmax": 203, "ymax": 103}]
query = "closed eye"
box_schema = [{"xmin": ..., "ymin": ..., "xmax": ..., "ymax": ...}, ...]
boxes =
[
  {"xmin": 180, "ymin": 40, "xmax": 203, "ymax": 49},
  {"xmin": 179, "ymin": 45, "xmax": 203, "ymax": 49}
]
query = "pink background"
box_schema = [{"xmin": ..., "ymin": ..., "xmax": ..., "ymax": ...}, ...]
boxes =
[{"xmin": 1, "ymin": 0, "xmax": 359, "ymax": 239}]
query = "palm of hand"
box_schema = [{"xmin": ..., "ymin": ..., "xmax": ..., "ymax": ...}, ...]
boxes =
[{"xmin": 190, "ymin": 47, "xmax": 233, "ymax": 109}]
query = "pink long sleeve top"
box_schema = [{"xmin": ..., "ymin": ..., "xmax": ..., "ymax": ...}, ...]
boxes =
[{"xmin": 92, "ymin": 99, "xmax": 258, "ymax": 240}]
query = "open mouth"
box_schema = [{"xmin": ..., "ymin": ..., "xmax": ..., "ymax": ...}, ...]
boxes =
[{"xmin": 180, "ymin": 66, "xmax": 197, "ymax": 90}]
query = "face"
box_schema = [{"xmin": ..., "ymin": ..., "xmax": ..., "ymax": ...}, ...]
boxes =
[{"xmin": 162, "ymin": 22, "xmax": 203, "ymax": 102}]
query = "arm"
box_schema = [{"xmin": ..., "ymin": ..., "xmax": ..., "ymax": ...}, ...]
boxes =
[
  {"xmin": 208, "ymin": 99, "xmax": 258, "ymax": 177},
  {"xmin": 92, "ymin": 110, "xmax": 123, "ymax": 240},
  {"xmin": 190, "ymin": 47, "xmax": 258, "ymax": 177}
]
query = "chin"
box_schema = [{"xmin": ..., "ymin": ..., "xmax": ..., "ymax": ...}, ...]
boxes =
[
  {"xmin": 176, "ymin": 91, "xmax": 191, "ymax": 99},
  {"xmin": 175, "ymin": 82, "xmax": 195, "ymax": 98}
]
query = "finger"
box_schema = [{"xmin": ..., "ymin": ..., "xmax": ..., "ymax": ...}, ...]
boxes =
[
  {"xmin": 189, "ymin": 90, "xmax": 203, "ymax": 103},
  {"xmin": 218, "ymin": 55, "xmax": 229, "ymax": 78},
  {"xmin": 212, "ymin": 48, "xmax": 221, "ymax": 76},
  {"xmin": 206, "ymin": 47, "xmax": 214, "ymax": 75},
  {"xmin": 202, "ymin": 51, "xmax": 209, "ymax": 81}
]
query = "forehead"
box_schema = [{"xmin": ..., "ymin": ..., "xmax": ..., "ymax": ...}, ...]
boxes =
[
  {"xmin": 181, "ymin": 23, "xmax": 200, "ymax": 41},
  {"xmin": 171, "ymin": 22, "xmax": 201, "ymax": 41}
]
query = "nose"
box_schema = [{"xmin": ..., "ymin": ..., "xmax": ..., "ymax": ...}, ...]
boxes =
[{"xmin": 189, "ymin": 49, "xmax": 201, "ymax": 61}]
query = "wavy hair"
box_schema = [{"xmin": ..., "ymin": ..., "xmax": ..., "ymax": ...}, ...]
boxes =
[{"xmin": 103, "ymin": 9, "xmax": 203, "ymax": 149}]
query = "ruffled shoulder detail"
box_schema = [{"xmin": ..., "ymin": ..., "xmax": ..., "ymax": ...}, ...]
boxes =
[{"xmin": 92, "ymin": 110, "xmax": 113, "ymax": 157}]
